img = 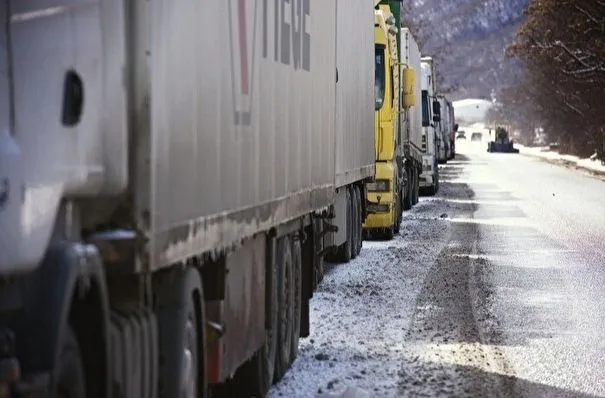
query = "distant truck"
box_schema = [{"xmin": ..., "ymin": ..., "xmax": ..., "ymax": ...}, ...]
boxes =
[
  {"xmin": 0, "ymin": 1, "xmax": 375, "ymax": 397},
  {"xmin": 447, "ymin": 101, "xmax": 458, "ymax": 160},
  {"xmin": 420, "ymin": 56, "xmax": 441, "ymax": 195},
  {"xmin": 400, "ymin": 28, "xmax": 423, "ymax": 210},
  {"xmin": 437, "ymin": 96, "xmax": 457, "ymax": 163}
]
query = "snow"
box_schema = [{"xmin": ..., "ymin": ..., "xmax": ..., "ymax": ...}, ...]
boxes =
[
  {"xmin": 268, "ymin": 166, "xmax": 481, "ymax": 398},
  {"xmin": 517, "ymin": 145, "xmax": 605, "ymax": 175}
]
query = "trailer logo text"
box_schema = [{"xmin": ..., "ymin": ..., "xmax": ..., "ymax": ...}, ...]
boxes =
[{"xmin": 229, "ymin": 0, "xmax": 311, "ymax": 125}]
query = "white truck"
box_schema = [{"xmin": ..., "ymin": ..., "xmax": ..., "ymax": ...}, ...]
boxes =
[
  {"xmin": 0, "ymin": 1, "xmax": 375, "ymax": 397},
  {"xmin": 437, "ymin": 96, "xmax": 457, "ymax": 162},
  {"xmin": 400, "ymin": 28, "xmax": 423, "ymax": 210},
  {"xmin": 420, "ymin": 56, "xmax": 441, "ymax": 195},
  {"xmin": 329, "ymin": 0, "xmax": 376, "ymax": 263},
  {"xmin": 437, "ymin": 96, "xmax": 454, "ymax": 164}
]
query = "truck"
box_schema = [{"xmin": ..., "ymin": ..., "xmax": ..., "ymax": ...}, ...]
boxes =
[
  {"xmin": 447, "ymin": 100, "xmax": 459, "ymax": 160},
  {"xmin": 363, "ymin": 1, "xmax": 405, "ymax": 240},
  {"xmin": 327, "ymin": 0, "xmax": 376, "ymax": 263},
  {"xmin": 420, "ymin": 56, "xmax": 441, "ymax": 195},
  {"xmin": 400, "ymin": 27, "xmax": 424, "ymax": 210},
  {"xmin": 0, "ymin": 1, "xmax": 375, "ymax": 397},
  {"xmin": 440, "ymin": 97, "xmax": 458, "ymax": 160},
  {"xmin": 437, "ymin": 96, "xmax": 456, "ymax": 164}
]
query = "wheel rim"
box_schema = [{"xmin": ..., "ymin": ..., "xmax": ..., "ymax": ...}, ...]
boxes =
[{"xmin": 181, "ymin": 317, "xmax": 197, "ymax": 398}]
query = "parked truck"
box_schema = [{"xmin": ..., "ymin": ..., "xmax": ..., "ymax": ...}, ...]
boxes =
[
  {"xmin": 0, "ymin": 1, "xmax": 375, "ymax": 397},
  {"xmin": 327, "ymin": 0, "xmax": 376, "ymax": 263},
  {"xmin": 401, "ymin": 27, "xmax": 423, "ymax": 210},
  {"xmin": 363, "ymin": 1, "xmax": 405, "ymax": 239},
  {"xmin": 447, "ymin": 100, "xmax": 459, "ymax": 160},
  {"xmin": 437, "ymin": 96, "xmax": 456, "ymax": 164},
  {"xmin": 438, "ymin": 97, "xmax": 458, "ymax": 161},
  {"xmin": 420, "ymin": 56, "xmax": 441, "ymax": 195}
]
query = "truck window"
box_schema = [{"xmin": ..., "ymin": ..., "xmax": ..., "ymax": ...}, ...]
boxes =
[
  {"xmin": 421, "ymin": 90, "xmax": 430, "ymax": 126},
  {"xmin": 375, "ymin": 45, "xmax": 386, "ymax": 110}
]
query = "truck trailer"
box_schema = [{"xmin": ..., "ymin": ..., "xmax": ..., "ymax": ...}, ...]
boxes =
[
  {"xmin": 437, "ymin": 96, "xmax": 455, "ymax": 164},
  {"xmin": 327, "ymin": 0, "xmax": 376, "ymax": 263},
  {"xmin": 420, "ymin": 56, "xmax": 441, "ymax": 196},
  {"xmin": 401, "ymin": 27, "xmax": 423, "ymax": 210},
  {"xmin": 0, "ymin": 1, "xmax": 375, "ymax": 397}
]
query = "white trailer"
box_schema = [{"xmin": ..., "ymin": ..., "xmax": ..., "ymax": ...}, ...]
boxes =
[
  {"xmin": 401, "ymin": 27, "xmax": 423, "ymax": 209},
  {"xmin": 420, "ymin": 56, "xmax": 440, "ymax": 195},
  {"xmin": 329, "ymin": 0, "xmax": 375, "ymax": 263},
  {"xmin": 0, "ymin": 1, "xmax": 373, "ymax": 397},
  {"xmin": 437, "ymin": 96, "xmax": 450, "ymax": 164}
]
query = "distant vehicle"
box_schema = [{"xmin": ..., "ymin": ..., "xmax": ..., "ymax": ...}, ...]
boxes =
[
  {"xmin": 487, "ymin": 122, "xmax": 519, "ymax": 153},
  {"xmin": 471, "ymin": 132, "xmax": 483, "ymax": 142},
  {"xmin": 457, "ymin": 130, "xmax": 466, "ymax": 139}
]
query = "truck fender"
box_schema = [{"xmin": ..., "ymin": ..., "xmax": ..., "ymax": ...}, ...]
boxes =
[{"xmin": 15, "ymin": 241, "xmax": 110, "ymax": 398}]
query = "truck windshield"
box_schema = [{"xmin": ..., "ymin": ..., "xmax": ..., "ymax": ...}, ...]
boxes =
[{"xmin": 375, "ymin": 45, "xmax": 386, "ymax": 110}]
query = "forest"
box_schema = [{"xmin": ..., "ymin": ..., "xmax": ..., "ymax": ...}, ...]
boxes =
[{"xmin": 491, "ymin": 0, "xmax": 605, "ymax": 158}]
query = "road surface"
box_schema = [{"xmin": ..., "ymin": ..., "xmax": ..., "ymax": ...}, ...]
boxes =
[{"xmin": 268, "ymin": 139, "xmax": 605, "ymax": 398}]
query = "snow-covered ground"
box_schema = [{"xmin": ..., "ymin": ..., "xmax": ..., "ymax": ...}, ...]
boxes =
[
  {"xmin": 267, "ymin": 160, "xmax": 500, "ymax": 398},
  {"xmin": 516, "ymin": 145, "xmax": 605, "ymax": 176}
]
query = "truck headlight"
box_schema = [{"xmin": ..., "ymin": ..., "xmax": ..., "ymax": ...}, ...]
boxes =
[{"xmin": 367, "ymin": 179, "xmax": 390, "ymax": 192}]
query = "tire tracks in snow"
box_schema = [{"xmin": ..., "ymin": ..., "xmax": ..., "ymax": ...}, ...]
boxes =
[{"xmin": 397, "ymin": 174, "xmax": 516, "ymax": 397}]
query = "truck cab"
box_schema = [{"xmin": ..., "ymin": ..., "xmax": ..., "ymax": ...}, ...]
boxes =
[{"xmin": 363, "ymin": 6, "xmax": 402, "ymax": 239}]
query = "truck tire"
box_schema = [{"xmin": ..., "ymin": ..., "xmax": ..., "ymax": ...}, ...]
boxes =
[
  {"xmin": 290, "ymin": 237, "xmax": 303, "ymax": 361},
  {"xmin": 412, "ymin": 168, "xmax": 419, "ymax": 205},
  {"xmin": 355, "ymin": 186, "xmax": 363, "ymax": 256},
  {"xmin": 334, "ymin": 189, "xmax": 352, "ymax": 262},
  {"xmin": 350, "ymin": 187, "xmax": 358, "ymax": 260},
  {"xmin": 54, "ymin": 326, "xmax": 87, "ymax": 398},
  {"xmin": 155, "ymin": 267, "xmax": 206, "ymax": 398},
  {"xmin": 403, "ymin": 168, "xmax": 412, "ymax": 211},
  {"xmin": 352, "ymin": 186, "xmax": 363, "ymax": 258},
  {"xmin": 275, "ymin": 236, "xmax": 294, "ymax": 381},
  {"xmin": 239, "ymin": 240, "xmax": 279, "ymax": 397}
]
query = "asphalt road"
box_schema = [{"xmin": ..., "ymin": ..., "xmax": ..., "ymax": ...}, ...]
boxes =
[
  {"xmin": 452, "ymin": 140, "xmax": 605, "ymax": 397},
  {"xmin": 269, "ymin": 139, "xmax": 605, "ymax": 397}
]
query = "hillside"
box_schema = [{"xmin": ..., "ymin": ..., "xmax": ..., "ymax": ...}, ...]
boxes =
[{"xmin": 407, "ymin": 0, "xmax": 529, "ymax": 100}]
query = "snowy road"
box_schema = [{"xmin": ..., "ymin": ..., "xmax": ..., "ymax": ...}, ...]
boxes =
[{"xmin": 268, "ymin": 140, "xmax": 605, "ymax": 398}]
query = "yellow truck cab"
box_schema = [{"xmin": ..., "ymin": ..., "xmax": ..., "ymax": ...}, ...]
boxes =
[{"xmin": 363, "ymin": 5, "xmax": 402, "ymax": 239}]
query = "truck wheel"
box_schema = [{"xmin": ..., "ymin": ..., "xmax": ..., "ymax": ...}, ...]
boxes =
[
  {"xmin": 383, "ymin": 225, "xmax": 394, "ymax": 240},
  {"xmin": 350, "ymin": 187, "xmax": 360, "ymax": 259},
  {"xmin": 403, "ymin": 168, "xmax": 412, "ymax": 211},
  {"xmin": 335, "ymin": 189, "xmax": 352, "ymax": 262},
  {"xmin": 349, "ymin": 188, "xmax": 357, "ymax": 260},
  {"xmin": 355, "ymin": 186, "xmax": 363, "ymax": 256},
  {"xmin": 290, "ymin": 237, "xmax": 302, "ymax": 361},
  {"xmin": 239, "ymin": 240, "xmax": 279, "ymax": 396},
  {"xmin": 274, "ymin": 236, "xmax": 294, "ymax": 381},
  {"xmin": 54, "ymin": 326, "xmax": 86, "ymax": 398},
  {"xmin": 412, "ymin": 168, "xmax": 419, "ymax": 205},
  {"xmin": 155, "ymin": 267, "xmax": 206, "ymax": 398}
]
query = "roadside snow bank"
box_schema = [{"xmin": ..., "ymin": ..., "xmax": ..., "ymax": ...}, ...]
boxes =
[{"xmin": 517, "ymin": 145, "xmax": 605, "ymax": 175}]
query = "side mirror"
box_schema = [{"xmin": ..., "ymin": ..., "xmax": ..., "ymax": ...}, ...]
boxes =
[
  {"xmin": 433, "ymin": 115, "xmax": 441, "ymax": 123},
  {"xmin": 421, "ymin": 90, "xmax": 430, "ymax": 127},
  {"xmin": 454, "ymin": 123, "xmax": 459, "ymax": 132},
  {"xmin": 432, "ymin": 100, "xmax": 441, "ymax": 116},
  {"xmin": 336, "ymin": 68, "xmax": 339, "ymax": 83}
]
